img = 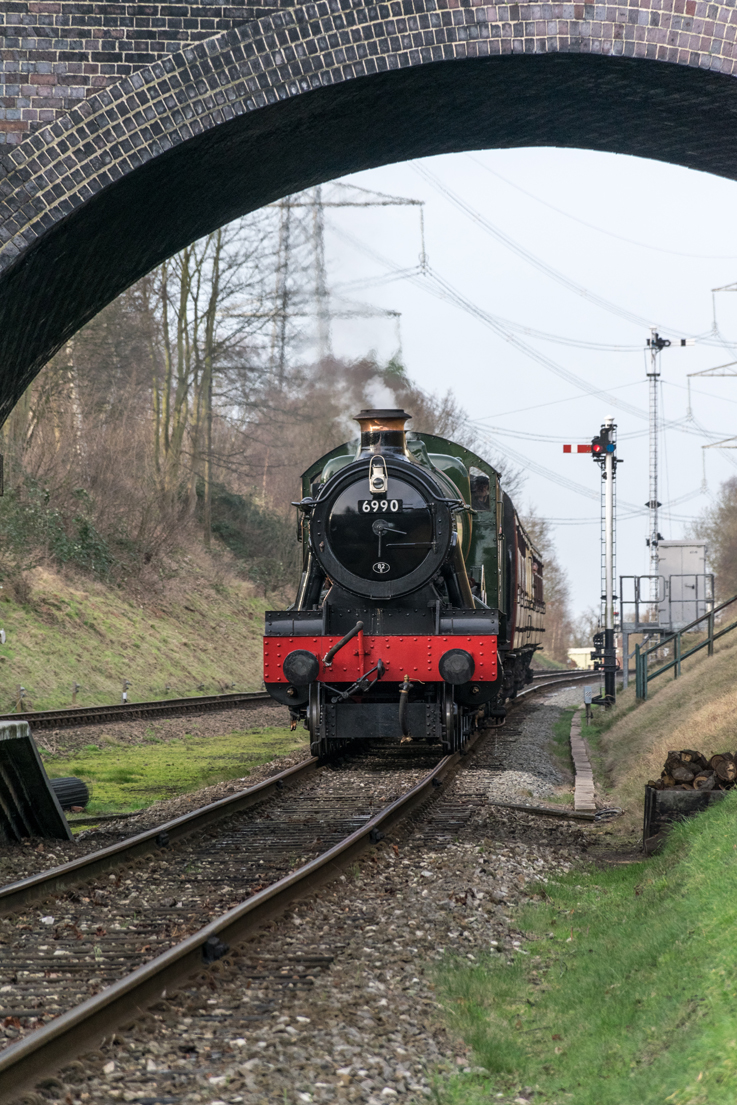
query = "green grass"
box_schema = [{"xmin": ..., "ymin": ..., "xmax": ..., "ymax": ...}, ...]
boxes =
[
  {"xmin": 42, "ymin": 726, "xmax": 306, "ymax": 814},
  {"xmin": 0, "ymin": 563, "xmax": 277, "ymax": 711},
  {"xmin": 437, "ymin": 793, "xmax": 737, "ymax": 1105},
  {"xmin": 532, "ymin": 655, "xmax": 568, "ymax": 671}
]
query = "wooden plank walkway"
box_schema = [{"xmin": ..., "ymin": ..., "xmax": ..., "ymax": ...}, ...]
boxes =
[{"xmin": 571, "ymin": 707, "xmax": 596, "ymax": 812}]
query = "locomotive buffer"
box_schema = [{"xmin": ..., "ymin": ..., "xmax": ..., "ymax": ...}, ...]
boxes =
[{"xmin": 564, "ymin": 421, "xmax": 620, "ymax": 705}]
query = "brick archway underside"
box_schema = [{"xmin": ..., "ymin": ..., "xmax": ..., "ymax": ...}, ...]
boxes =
[{"xmin": 2, "ymin": 0, "xmax": 737, "ymax": 417}]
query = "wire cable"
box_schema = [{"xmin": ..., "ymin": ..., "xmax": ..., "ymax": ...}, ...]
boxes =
[
  {"xmin": 328, "ymin": 219, "xmax": 737, "ymax": 450},
  {"xmin": 413, "ymin": 163, "xmax": 697, "ymax": 335},
  {"xmin": 466, "ymin": 154, "xmax": 737, "ymax": 261}
]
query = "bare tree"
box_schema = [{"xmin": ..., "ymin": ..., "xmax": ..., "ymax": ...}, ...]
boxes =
[{"xmin": 690, "ymin": 476, "xmax": 737, "ymax": 599}]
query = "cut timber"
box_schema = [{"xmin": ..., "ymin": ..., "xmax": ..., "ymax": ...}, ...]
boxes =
[
  {"xmin": 570, "ymin": 708, "xmax": 596, "ymax": 812},
  {"xmin": 0, "ymin": 722, "xmax": 72, "ymax": 842},
  {"xmin": 716, "ymin": 759, "xmax": 737, "ymax": 783},
  {"xmin": 655, "ymin": 749, "xmax": 737, "ymax": 793}
]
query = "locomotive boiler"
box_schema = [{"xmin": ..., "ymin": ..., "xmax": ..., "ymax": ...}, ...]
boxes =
[{"xmin": 263, "ymin": 409, "xmax": 544, "ymax": 756}]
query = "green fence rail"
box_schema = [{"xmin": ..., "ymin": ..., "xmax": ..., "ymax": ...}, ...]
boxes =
[{"xmin": 635, "ymin": 593, "xmax": 737, "ymax": 700}]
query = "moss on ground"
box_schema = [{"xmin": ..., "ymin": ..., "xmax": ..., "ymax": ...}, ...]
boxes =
[{"xmin": 42, "ymin": 725, "xmax": 304, "ymax": 814}]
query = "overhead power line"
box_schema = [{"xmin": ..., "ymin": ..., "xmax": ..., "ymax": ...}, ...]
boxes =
[
  {"xmin": 466, "ymin": 154, "xmax": 737, "ymax": 262},
  {"xmin": 330, "ymin": 218, "xmax": 737, "ymax": 454},
  {"xmin": 329, "ymin": 218, "xmax": 650, "ymax": 421},
  {"xmin": 413, "ymin": 163, "xmax": 698, "ymax": 334},
  {"xmin": 471, "ymin": 424, "xmax": 701, "ymax": 522}
]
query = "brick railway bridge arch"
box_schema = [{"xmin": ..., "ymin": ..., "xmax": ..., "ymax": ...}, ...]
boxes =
[{"xmin": 1, "ymin": 0, "xmax": 737, "ymax": 418}]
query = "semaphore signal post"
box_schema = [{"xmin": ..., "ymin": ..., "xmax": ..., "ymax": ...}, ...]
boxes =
[{"xmin": 564, "ymin": 419, "xmax": 620, "ymax": 705}]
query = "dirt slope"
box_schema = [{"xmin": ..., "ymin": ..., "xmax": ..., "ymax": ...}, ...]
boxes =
[{"xmin": 0, "ymin": 555, "xmax": 279, "ymax": 711}]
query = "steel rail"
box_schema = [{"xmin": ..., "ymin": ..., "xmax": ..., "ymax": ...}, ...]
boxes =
[
  {"xmin": 0, "ymin": 690, "xmax": 275, "ymax": 731},
  {"xmin": 0, "ymin": 735, "xmax": 478, "ymax": 1102},
  {"xmin": 519, "ymin": 670, "xmax": 593, "ymax": 695},
  {"xmin": 0, "ymin": 753, "xmax": 319, "ymax": 916},
  {"xmin": 0, "ymin": 671, "xmax": 594, "ymax": 1100},
  {"xmin": 0, "ymin": 670, "xmax": 594, "ymax": 914},
  {"xmin": 0, "ymin": 670, "xmax": 588, "ymax": 732},
  {"xmin": 531, "ymin": 669, "xmax": 591, "ymax": 679}
]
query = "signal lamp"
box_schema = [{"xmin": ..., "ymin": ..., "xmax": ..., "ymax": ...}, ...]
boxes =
[{"xmin": 591, "ymin": 434, "xmax": 615, "ymax": 459}]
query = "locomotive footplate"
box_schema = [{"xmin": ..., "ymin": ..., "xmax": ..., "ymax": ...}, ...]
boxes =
[{"xmin": 264, "ymin": 634, "xmax": 498, "ymax": 684}]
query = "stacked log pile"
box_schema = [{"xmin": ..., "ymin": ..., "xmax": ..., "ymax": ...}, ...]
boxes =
[{"xmin": 648, "ymin": 749, "xmax": 737, "ymax": 792}]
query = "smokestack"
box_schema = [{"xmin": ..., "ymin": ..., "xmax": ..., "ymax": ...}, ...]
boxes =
[{"xmin": 354, "ymin": 409, "xmax": 411, "ymax": 457}]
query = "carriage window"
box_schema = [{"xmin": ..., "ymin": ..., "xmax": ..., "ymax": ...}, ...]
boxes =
[{"xmin": 469, "ymin": 468, "xmax": 491, "ymax": 511}]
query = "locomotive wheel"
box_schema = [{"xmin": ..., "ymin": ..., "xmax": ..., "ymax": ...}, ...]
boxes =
[
  {"xmin": 308, "ymin": 683, "xmax": 327, "ymax": 758},
  {"xmin": 442, "ymin": 690, "xmax": 460, "ymax": 754}
]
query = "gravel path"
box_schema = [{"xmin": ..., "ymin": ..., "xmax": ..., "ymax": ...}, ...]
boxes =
[
  {"xmin": 485, "ymin": 685, "xmax": 584, "ymax": 806},
  {"xmin": 19, "ymin": 692, "xmax": 596, "ymax": 1105}
]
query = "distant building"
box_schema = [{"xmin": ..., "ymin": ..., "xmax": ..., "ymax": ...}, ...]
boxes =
[{"xmin": 567, "ymin": 648, "xmax": 596, "ymax": 670}]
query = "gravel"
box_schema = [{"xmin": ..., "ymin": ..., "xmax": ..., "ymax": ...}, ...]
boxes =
[
  {"xmin": 20, "ymin": 690, "xmax": 596, "ymax": 1105},
  {"xmin": 485, "ymin": 686, "xmax": 584, "ymax": 806}
]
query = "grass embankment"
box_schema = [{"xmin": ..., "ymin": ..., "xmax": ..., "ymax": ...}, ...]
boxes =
[
  {"xmin": 42, "ymin": 726, "xmax": 305, "ymax": 815},
  {"xmin": 0, "ymin": 561, "xmax": 278, "ymax": 711},
  {"xmin": 439, "ymin": 795, "xmax": 737, "ymax": 1104},
  {"xmin": 580, "ymin": 632, "xmax": 737, "ymax": 833},
  {"xmin": 531, "ymin": 655, "xmax": 568, "ymax": 671},
  {"xmin": 437, "ymin": 625, "xmax": 737, "ymax": 1103}
]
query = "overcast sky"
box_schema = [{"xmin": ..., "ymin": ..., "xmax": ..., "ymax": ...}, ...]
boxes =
[{"xmin": 311, "ymin": 148, "xmax": 737, "ymax": 622}]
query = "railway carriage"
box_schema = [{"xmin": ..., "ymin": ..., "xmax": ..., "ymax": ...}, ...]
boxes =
[{"xmin": 263, "ymin": 409, "xmax": 544, "ymax": 756}]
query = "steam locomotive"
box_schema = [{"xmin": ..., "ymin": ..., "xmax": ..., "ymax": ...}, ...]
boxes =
[{"xmin": 263, "ymin": 409, "xmax": 544, "ymax": 756}]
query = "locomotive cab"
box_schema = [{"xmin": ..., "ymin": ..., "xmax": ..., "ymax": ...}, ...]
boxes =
[{"xmin": 263, "ymin": 409, "xmax": 544, "ymax": 756}]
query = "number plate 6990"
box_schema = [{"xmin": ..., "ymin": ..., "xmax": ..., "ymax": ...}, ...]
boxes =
[{"xmin": 358, "ymin": 499, "xmax": 403, "ymax": 514}]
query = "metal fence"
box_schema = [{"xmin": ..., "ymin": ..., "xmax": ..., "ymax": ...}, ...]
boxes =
[{"xmin": 635, "ymin": 592, "xmax": 737, "ymax": 700}]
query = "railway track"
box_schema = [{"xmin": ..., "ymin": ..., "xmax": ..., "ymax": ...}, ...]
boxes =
[
  {"xmin": 0, "ymin": 669, "xmax": 591, "ymax": 732},
  {"xmin": 0, "ymin": 691, "xmax": 276, "ymax": 731},
  {"xmin": 0, "ymin": 670, "xmax": 592, "ymax": 1101}
]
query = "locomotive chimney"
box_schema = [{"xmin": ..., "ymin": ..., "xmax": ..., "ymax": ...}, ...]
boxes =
[{"xmin": 354, "ymin": 409, "xmax": 411, "ymax": 457}]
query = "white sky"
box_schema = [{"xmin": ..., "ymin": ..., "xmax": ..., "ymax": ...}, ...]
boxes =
[{"xmin": 314, "ymin": 148, "xmax": 737, "ymax": 620}]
